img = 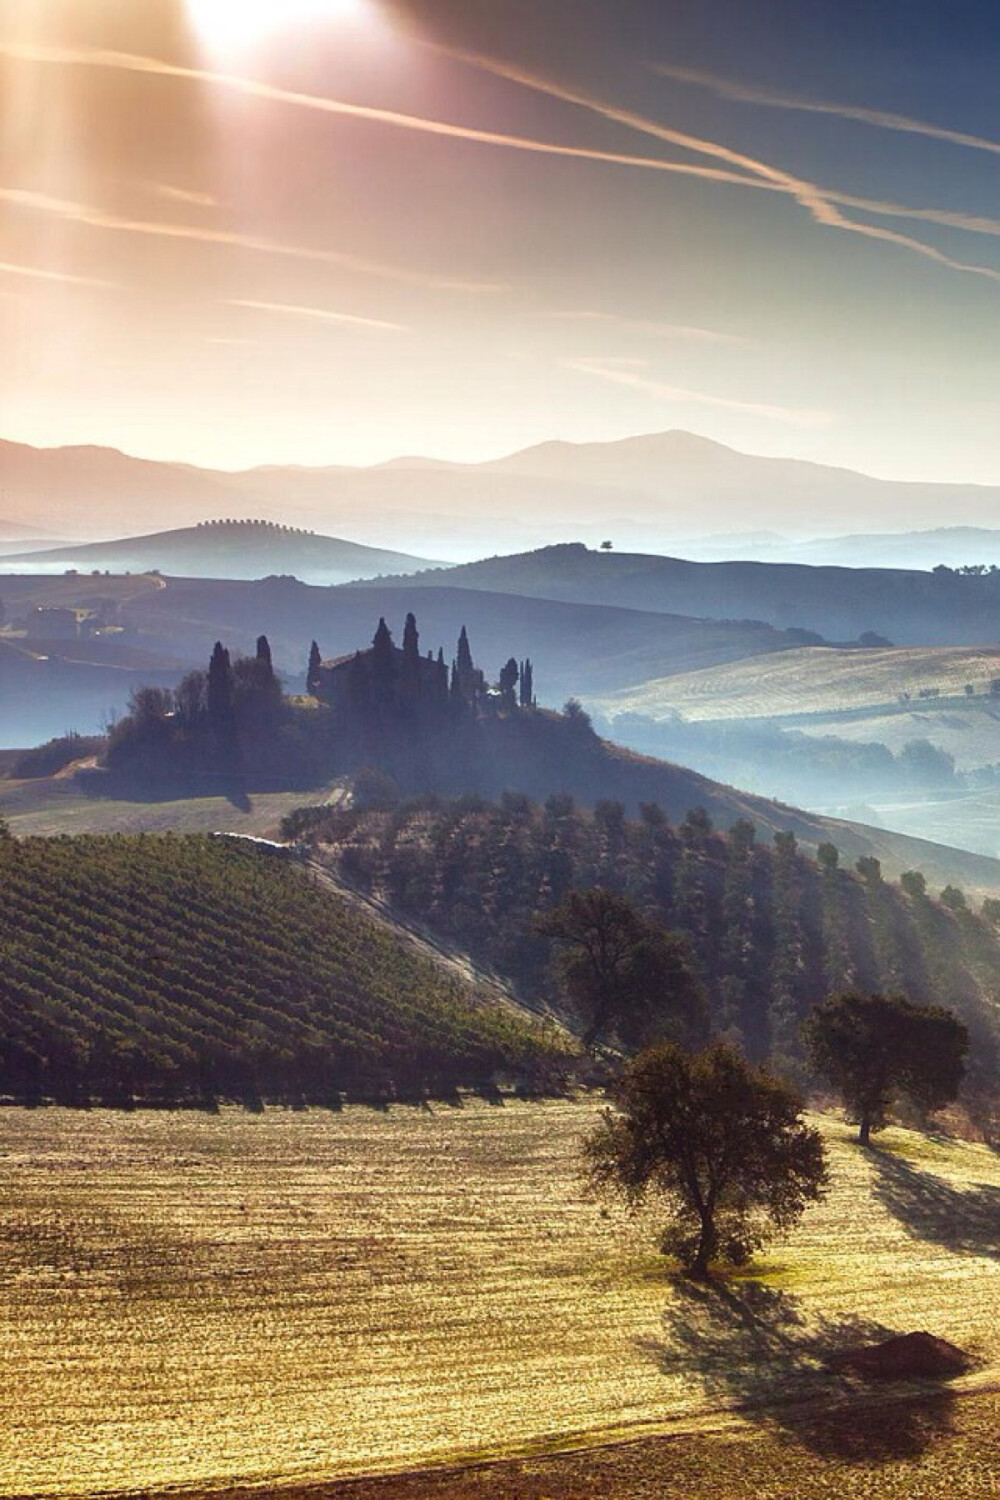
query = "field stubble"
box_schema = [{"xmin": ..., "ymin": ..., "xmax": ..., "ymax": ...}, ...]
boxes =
[{"xmin": 0, "ymin": 1101, "xmax": 997, "ymax": 1498}]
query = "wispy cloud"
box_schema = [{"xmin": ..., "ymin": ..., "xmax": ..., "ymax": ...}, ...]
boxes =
[
  {"xmin": 652, "ymin": 63, "xmax": 1000, "ymax": 159},
  {"xmin": 0, "ymin": 257, "xmax": 112, "ymax": 288},
  {"xmin": 441, "ymin": 46, "xmax": 1000, "ymax": 286},
  {"xmin": 0, "ymin": 41, "xmax": 773, "ymax": 192},
  {"xmin": 546, "ymin": 310, "xmax": 745, "ymax": 342},
  {"xmin": 6, "ymin": 39, "xmax": 998, "ymax": 288},
  {"xmin": 145, "ymin": 182, "xmax": 217, "ymax": 208},
  {"xmin": 564, "ymin": 356, "xmax": 832, "ymax": 427},
  {"xmin": 0, "ymin": 186, "xmax": 494, "ymax": 291},
  {"xmin": 228, "ymin": 298, "xmax": 404, "ymax": 331}
]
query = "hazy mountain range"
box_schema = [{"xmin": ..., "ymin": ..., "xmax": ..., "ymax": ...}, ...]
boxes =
[{"xmin": 4, "ymin": 431, "xmax": 1000, "ymax": 560}]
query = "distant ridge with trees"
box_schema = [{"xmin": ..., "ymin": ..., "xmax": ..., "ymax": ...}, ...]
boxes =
[{"xmin": 3, "ymin": 520, "xmax": 440, "ymax": 585}]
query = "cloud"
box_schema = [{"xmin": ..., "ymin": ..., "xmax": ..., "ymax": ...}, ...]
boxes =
[
  {"xmin": 0, "ymin": 186, "xmax": 494, "ymax": 291},
  {"xmin": 228, "ymin": 298, "xmax": 404, "ymax": 331},
  {"xmin": 652, "ymin": 64, "xmax": 1000, "ymax": 160},
  {"xmin": 564, "ymin": 356, "xmax": 832, "ymax": 427},
  {"xmin": 441, "ymin": 46, "xmax": 1000, "ymax": 286},
  {"xmin": 546, "ymin": 310, "xmax": 745, "ymax": 343},
  {"xmin": 0, "ymin": 258, "xmax": 112, "ymax": 288},
  {"xmin": 5, "ymin": 39, "xmax": 998, "ymax": 288}
]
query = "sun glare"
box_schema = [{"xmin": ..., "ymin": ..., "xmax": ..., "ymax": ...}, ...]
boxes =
[{"xmin": 187, "ymin": 0, "xmax": 370, "ymax": 53}]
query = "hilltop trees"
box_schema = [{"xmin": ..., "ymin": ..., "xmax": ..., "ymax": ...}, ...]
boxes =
[
  {"xmin": 536, "ymin": 888, "xmax": 703, "ymax": 1051},
  {"xmin": 804, "ymin": 991, "xmax": 969, "ymax": 1145},
  {"xmin": 585, "ymin": 1042, "xmax": 827, "ymax": 1277}
]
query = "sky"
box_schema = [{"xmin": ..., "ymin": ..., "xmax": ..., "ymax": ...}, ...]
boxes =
[{"xmin": 1, "ymin": 0, "xmax": 998, "ymax": 482}]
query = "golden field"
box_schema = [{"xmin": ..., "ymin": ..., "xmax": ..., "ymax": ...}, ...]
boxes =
[
  {"xmin": 596, "ymin": 644, "xmax": 1000, "ymax": 724},
  {"xmin": 0, "ymin": 1101, "xmax": 997, "ymax": 1499}
]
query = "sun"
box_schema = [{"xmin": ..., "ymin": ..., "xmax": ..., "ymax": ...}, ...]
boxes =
[{"xmin": 186, "ymin": 0, "xmax": 369, "ymax": 53}]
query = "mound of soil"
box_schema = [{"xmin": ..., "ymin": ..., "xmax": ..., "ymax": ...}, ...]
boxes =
[{"xmin": 830, "ymin": 1331, "xmax": 971, "ymax": 1380}]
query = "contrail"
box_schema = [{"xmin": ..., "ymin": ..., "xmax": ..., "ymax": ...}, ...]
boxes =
[
  {"xmin": 652, "ymin": 63, "xmax": 1000, "ymax": 159},
  {"xmin": 441, "ymin": 46, "xmax": 1000, "ymax": 285},
  {"xmin": 0, "ymin": 186, "xmax": 497, "ymax": 291},
  {"xmin": 228, "ymin": 298, "xmax": 404, "ymax": 331},
  {"xmin": 0, "ymin": 41, "xmax": 770, "ymax": 192},
  {"xmin": 145, "ymin": 182, "xmax": 218, "ymax": 208},
  {"xmin": 6, "ymin": 39, "xmax": 997, "ymax": 285},
  {"xmin": 0, "ymin": 257, "xmax": 112, "ymax": 288},
  {"xmin": 565, "ymin": 357, "xmax": 832, "ymax": 427}
]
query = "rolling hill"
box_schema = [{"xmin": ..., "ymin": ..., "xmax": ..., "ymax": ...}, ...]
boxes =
[
  {"xmin": 2, "ymin": 520, "xmax": 439, "ymax": 585},
  {"xmin": 390, "ymin": 543, "xmax": 1000, "ymax": 646},
  {"xmin": 5, "ymin": 430, "xmax": 1000, "ymax": 558},
  {"xmin": 0, "ymin": 570, "xmax": 821, "ymax": 745},
  {"xmin": 592, "ymin": 644, "xmax": 1000, "ymax": 725}
]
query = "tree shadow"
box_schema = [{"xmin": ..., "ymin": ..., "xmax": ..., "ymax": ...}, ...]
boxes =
[
  {"xmin": 638, "ymin": 1278, "xmax": 958, "ymax": 1462},
  {"xmin": 871, "ymin": 1149, "xmax": 1000, "ymax": 1257}
]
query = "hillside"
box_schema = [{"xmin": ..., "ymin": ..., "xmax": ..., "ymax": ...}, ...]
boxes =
[
  {"xmin": 3, "ymin": 520, "xmax": 439, "ymax": 586},
  {"xmin": 593, "ymin": 644, "xmax": 1000, "ymax": 724},
  {"xmin": 389, "ymin": 544, "xmax": 1000, "ymax": 646},
  {"xmin": 294, "ymin": 794, "xmax": 1000, "ymax": 1108},
  {"xmin": 0, "ymin": 571, "xmax": 820, "ymax": 746},
  {"xmin": 0, "ymin": 834, "xmax": 562, "ymax": 1107},
  {"xmin": 6, "ymin": 431, "xmax": 1000, "ymax": 558}
]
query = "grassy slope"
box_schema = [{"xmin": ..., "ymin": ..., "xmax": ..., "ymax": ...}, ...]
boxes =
[
  {"xmin": 1, "ymin": 1102, "xmax": 996, "ymax": 1497},
  {"xmin": 591, "ymin": 644, "xmax": 1000, "ymax": 724},
  {"xmin": 0, "ymin": 774, "xmax": 348, "ymax": 837}
]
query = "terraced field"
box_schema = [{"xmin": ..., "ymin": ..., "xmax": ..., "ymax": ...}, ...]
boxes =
[{"xmin": 1, "ymin": 1102, "xmax": 997, "ymax": 1498}]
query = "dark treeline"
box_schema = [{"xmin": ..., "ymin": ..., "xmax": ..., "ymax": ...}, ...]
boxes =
[
  {"xmin": 0, "ymin": 833, "xmax": 563, "ymax": 1109},
  {"xmin": 289, "ymin": 794, "xmax": 1000, "ymax": 1108}
]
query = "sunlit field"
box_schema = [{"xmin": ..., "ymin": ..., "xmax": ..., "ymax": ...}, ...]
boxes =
[
  {"xmin": 1, "ymin": 1101, "xmax": 997, "ymax": 1498},
  {"xmin": 599, "ymin": 645, "xmax": 1000, "ymax": 724}
]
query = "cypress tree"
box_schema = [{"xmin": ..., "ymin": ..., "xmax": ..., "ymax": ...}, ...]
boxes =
[
  {"xmin": 403, "ymin": 612, "xmax": 420, "ymax": 664},
  {"xmin": 373, "ymin": 618, "xmax": 393, "ymax": 658},
  {"xmin": 256, "ymin": 635, "xmax": 274, "ymax": 686},
  {"xmin": 207, "ymin": 641, "xmax": 236, "ymax": 765},
  {"xmin": 457, "ymin": 626, "xmax": 473, "ymax": 675},
  {"xmin": 402, "ymin": 612, "xmax": 421, "ymax": 705},
  {"xmin": 207, "ymin": 642, "xmax": 234, "ymax": 727},
  {"xmin": 307, "ymin": 640, "xmax": 322, "ymax": 695}
]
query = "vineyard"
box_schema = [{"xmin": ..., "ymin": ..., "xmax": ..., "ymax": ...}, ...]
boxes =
[{"xmin": 0, "ymin": 834, "xmax": 563, "ymax": 1106}]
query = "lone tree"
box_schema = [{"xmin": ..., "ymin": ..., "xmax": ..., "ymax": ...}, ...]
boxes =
[
  {"xmin": 804, "ymin": 991, "xmax": 969, "ymax": 1146},
  {"xmin": 536, "ymin": 888, "xmax": 704, "ymax": 1051},
  {"xmin": 585, "ymin": 1042, "xmax": 827, "ymax": 1278}
]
